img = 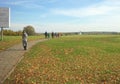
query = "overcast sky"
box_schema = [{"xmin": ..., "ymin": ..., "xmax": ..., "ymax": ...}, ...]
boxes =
[{"xmin": 0, "ymin": 0, "xmax": 120, "ymax": 33}]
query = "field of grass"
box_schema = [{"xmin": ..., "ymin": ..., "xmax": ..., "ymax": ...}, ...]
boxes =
[
  {"xmin": 0, "ymin": 35, "xmax": 44, "ymax": 52},
  {"xmin": 4, "ymin": 35, "xmax": 120, "ymax": 84}
]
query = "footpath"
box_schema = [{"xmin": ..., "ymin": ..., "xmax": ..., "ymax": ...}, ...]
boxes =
[{"xmin": 0, "ymin": 39, "xmax": 47, "ymax": 84}]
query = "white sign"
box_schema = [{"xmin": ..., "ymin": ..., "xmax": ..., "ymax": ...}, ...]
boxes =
[{"xmin": 0, "ymin": 7, "xmax": 10, "ymax": 28}]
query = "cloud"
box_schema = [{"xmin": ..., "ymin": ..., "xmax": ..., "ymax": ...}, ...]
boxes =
[
  {"xmin": 4, "ymin": 0, "xmax": 32, "ymax": 5},
  {"xmin": 35, "ymin": 22, "xmax": 120, "ymax": 32},
  {"xmin": 23, "ymin": 3, "xmax": 44, "ymax": 9},
  {"xmin": 51, "ymin": 0, "xmax": 120, "ymax": 18},
  {"xmin": 3, "ymin": 0, "xmax": 44, "ymax": 9},
  {"xmin": 40, "ymin": 0, "xmax": 59, "ymax": 3},
  {"xmin": 52, "ymin": 6, "xmax": 116, "ymax": 17},
  {"xmin": 4, "ymin": 0, "xmax": 120, "ymax": 32},
  {"xmin": 10, "ymin": 23, "xmax": 35, "ymax": 31}
]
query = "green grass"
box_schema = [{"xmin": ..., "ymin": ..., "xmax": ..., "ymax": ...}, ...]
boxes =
[
  {"xmin": 0, "ymin": 35, "xmax": 44, "ymax": 52},
  {"xmin": 4, "ymin": 35, "xmax": 120, "ymax": 84}
]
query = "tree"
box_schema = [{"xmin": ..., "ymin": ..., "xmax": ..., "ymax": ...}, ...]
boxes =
[
  {"xmin": 24, "ymin": 25, "xmax": 35, "ymax": 35},
  {"xmin": 1, "ymin": 29, "xmax": 22, "ymax": 36}
]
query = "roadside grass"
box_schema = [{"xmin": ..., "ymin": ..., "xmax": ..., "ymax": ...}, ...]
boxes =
[
  {"xmin": 0, "ymin": 35, "xmax": 44, "ymax": 52},
  {"xmin": 4, "ymin": 35, "xmax": 120, "ymax": 84}
]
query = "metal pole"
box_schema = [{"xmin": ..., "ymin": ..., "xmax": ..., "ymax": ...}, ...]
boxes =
[{"xmin": 1, "ymin": 27, "xmax": 3, "ymax": 41}]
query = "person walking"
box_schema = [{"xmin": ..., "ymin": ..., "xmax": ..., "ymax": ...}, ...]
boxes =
[
  {"xmin": 22, "ymin": 30, "xmax": 28, "ymax": 50},
  {"xmin": 45, "ymin": 31, "xmax": 48, "ymax": 39},
  {"xmin": 51, "ymin": 32, "xmax": 54, "ymax": 38}
]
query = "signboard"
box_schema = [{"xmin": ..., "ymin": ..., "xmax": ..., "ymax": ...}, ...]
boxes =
[{"xmin": 0, "ymin": 7, "xmax": 10, "ymax": 28}]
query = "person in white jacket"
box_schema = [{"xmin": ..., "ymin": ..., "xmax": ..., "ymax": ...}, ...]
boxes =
[{"xmin": 22, "ymin": 30, "xmax": 28, "ymax": 50}]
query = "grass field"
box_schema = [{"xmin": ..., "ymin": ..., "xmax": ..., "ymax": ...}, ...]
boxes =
[
  {"xmin": 4, "ymin": 35, "xmax": 120, "ymax": 84},
  {"xmin": 0, "ymin": 35, "xmax": 44, "ymax": 52}
]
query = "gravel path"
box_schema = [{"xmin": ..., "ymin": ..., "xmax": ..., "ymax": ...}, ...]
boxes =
[{"xmin": 0, "ymin": 39, "xmax": 47, "ymax": 84}]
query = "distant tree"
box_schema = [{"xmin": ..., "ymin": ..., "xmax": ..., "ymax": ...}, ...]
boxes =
[
  {"xmin": 23, "ymin": 25, "xmax": 35, "ymax": 35},
  {"xmin": 3, "ymin": 29, "xmax": 14, "ymax": 36},
  {"xmin": 3, "ymin": 29, "xmax": 22, "ymax": 36},
  {"xmin": 16, "ymin": 30, "xmax": 22, "ymax": 36}
]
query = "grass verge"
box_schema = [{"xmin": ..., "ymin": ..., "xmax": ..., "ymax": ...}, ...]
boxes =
[
  {"xmin": 4, "ymin": 35, "xmax": 120, "ymax": 84},
  {"xmin": 0, "ymin": 35, "xmax": 44, "ymax": 52}
]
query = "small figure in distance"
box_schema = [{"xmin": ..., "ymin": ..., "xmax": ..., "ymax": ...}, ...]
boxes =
[
  {"xmin": 22, "ymin": 30, "xmax": 28, "ymax": 50},
  {"xmin": 47, "ymin": 33, "xmax": 50, "ymax": 38},
  {"xmin": 45, "ymin": 31, "xmax": 48, "ymax": 39},
  {"xmin": 51, "ymin": 32, "xmax": 54, "ymax": 38}
]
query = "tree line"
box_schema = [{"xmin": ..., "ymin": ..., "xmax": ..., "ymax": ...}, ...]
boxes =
[{"xmin": 0, "ymin": 25, "xmax": 36, "ymax": 36}]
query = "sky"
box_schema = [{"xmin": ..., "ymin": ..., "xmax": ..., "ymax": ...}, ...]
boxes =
[{"xmin": 0, "ymin": 0, "xmax": 120, "ymax": 33}]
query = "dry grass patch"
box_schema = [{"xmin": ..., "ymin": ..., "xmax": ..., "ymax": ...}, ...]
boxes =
[{"xmin": 4, "ymin": 35, "xmax": 120, "ymax": 84}]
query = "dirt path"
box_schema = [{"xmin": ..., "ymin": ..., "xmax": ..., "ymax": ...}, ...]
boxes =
[{"xmin": 0, "ymin": 39, "xmax": 47, "ymax": 84}]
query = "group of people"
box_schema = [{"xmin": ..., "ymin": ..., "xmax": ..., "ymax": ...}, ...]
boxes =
[
  {"xmin": 45, "ymin": 31, "xmax": 61, "ymax": 39},
  {"xmin": 22, "ymin": 30, "xmax": 62, "ymax": 50}
]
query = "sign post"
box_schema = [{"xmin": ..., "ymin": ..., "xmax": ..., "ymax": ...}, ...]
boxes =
[
  {"xmin": 0, "ymin": 7, "xmax": 10, "ymax": 41},
  {"xmin": 1, "ymin": 27, "xmax": 3, "ymax": 41}
]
